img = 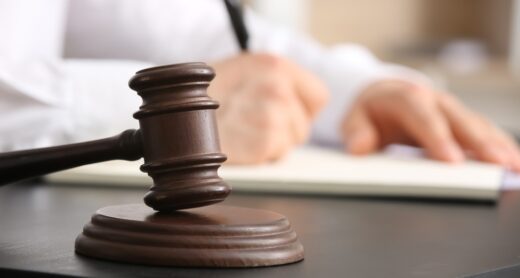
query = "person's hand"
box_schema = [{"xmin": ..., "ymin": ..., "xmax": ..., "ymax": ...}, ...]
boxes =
[
  {"xmin": 208, "ymin": 53, "xmax": 329, "ymax": 164},
  {"xmin": 342, "ymin": 80, "xmax": 520, "ymax": 171}
]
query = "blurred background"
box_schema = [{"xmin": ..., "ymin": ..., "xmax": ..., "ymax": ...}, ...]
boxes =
[{"xmin": 249, "ymin": 0, "xmax": 520, "ymax": 140}]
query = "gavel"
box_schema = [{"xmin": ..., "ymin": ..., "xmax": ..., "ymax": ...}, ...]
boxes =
[
  {"xmin": 0, "ymin": 62, "xmax": 305, "ymax": 268},
  {"xmin": 0, "ymin": 62, "xmax": 230, "ymax": 211}
]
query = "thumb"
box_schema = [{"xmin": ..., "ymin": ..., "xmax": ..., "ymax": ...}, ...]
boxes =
[{"xmin": 342, "ymin": 107, "xmax": 379, "ymax": 155}]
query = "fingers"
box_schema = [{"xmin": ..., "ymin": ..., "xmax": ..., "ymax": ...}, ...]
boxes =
[
  {"xmin": 220, "ymin": 71, "xmax": 314, "ymax": 164},
  {"xmin": 495, "ymin": 129, "xmax": 520, "ymax": 172},
  {"xmin": 286, "ymin": 90, "xmax": 311, "ymax": 144},
  {"xmin": 253, "ymin": 53, "xmax": 329, "ymax": 118},
  {"xmin": 341, "ymin": 105, "xmax": 379, "ymax": 155},
  {"xmin": 340, "ymin": 82, "xmax": 465, "ymax": 161},
  {"xmin": 288, "ymin": 63, "xmax": 330, "ymax": 117},
  {"xmin": 259, "ymin": 87, "xmax": 310, "ymax": 160},
  {"xmin": 396, "ymin": 94, "xmax": 465, "ymax": 162},
  {"xmin": 439, "ymin": 94, "xmax": 520, "ymax": 171},
  {"xmin": 254, "ymin": 73, "xmax": 311, "ymax": 143}
]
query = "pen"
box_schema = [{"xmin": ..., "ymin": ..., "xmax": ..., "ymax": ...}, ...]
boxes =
[{"xmin": 223, "ymin": 0, "xmax": 249, "ymax": 51}]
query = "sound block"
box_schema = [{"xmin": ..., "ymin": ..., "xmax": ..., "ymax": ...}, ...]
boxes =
[{"xmin": 75, "ymin": 204, "xmax": 304, "ymax": 267}]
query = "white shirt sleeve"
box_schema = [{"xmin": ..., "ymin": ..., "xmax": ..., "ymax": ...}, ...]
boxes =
[
  {"xmin": 0, "ymin": 58, "xmax": 152, "ymax": 151},
  {"xmin": 0, "ymin": 0, "xmax": 152, "ymax": 151}
]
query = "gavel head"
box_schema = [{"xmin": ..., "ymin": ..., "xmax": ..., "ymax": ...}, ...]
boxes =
[{"xmin": 129, "ymin": 63, "xmax": 230, "ymax": 212}]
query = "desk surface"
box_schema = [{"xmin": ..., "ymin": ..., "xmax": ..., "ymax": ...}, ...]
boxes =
[{"xmin": 1, "ymin": 183, "xmax": 520, "ymax": 278}]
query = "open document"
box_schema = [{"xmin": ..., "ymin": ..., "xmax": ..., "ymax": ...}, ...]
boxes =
[{"xmin": 46, "ymin": 145, "xmax": 511, "ymax": 201}]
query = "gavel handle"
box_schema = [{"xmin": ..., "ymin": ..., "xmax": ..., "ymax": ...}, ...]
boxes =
[{"xmin": 0, "ymin": 129, "xmax": 143, "ymax": 186}]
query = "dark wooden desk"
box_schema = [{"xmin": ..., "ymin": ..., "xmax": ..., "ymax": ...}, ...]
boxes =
[{"xmin": 1, "ymin": 183, "xmax": 520, "ymax": 278}]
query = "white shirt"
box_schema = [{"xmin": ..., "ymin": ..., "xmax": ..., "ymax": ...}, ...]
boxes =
[{"xmin": 0, "ymin": 0, "xmax": 427, "ymax": 151}]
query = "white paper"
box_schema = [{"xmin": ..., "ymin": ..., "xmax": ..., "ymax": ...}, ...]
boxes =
[{"xmin": 46, "ymin": 145, "xmax": 506, "ymax": 201}]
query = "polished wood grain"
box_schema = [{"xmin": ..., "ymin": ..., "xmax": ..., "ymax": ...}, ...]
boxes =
[
  {"xmin": 75, "ymin": 204, "xmax": 304, "ymax": 267},
  {"xmin": 129, "ymin": 63, "xmax": 230, "ymax": 211},
  {"xmin": 0, "ymin": 129, "xmax": 142, "ymax": 186}
]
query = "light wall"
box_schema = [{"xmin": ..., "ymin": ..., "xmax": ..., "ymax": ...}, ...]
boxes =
[
  {"xmin": 251, "ymin": 0, "xmax": 513, "ymax": 59},
  {"xmin": 309, "ymin": 0, "xmax": 512, "ymax": 58}
]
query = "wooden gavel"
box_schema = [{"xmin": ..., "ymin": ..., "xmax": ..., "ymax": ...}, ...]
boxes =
[{"xmin": 0, "ymin": 63, "xmax": 230, "ymax": 212}]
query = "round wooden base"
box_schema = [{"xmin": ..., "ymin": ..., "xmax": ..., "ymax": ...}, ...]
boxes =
[{"xmin": 75, "ymin": 204, "xmax": 304, "ymax": 267}]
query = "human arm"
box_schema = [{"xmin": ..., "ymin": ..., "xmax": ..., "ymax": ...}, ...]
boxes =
[
  {"xmin": 241, "ymin": 7, "xmax": 520, "ymax": 170},
  {"xmin": 0, "ymin": 0, "xmax": 151, "ymax": 151}
]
